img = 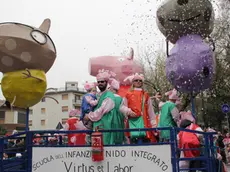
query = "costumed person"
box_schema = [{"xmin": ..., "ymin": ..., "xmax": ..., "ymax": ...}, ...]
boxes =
[
  {"xmin": 108, "ymin": 78, "xmax": 136, "ymax": 144},
  {"xmin": 123, "ymin": 73, "xmax": 157, "ymax": 144},
  {"xmin": 81, "ymin": 81, "xmax": 98, "ymax": 144},
  {"xmin": 81, "ymin": 81, "xmax": 98, "ymax": 124},
  {"xmin": 84, "ymin": 69, "xmax": 119, "ymax": 145},
  {"xmin": 177, "ymin": 111, "xmax": 203, "ymax": 171},
  {"xmin": 64, "ymin": 109, "xmax": 87, "ymax": 146},
  {"xmin": 158, "ymin": 88, "xmax": 180, "ymax": 142}
]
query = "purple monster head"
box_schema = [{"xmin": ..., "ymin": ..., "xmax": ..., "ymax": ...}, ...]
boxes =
[{"xmin": 166, "ymin": 34, "xmax": 216, "ymax": 93}]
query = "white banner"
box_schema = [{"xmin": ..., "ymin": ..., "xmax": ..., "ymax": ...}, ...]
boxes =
[{"xmin": 32, "ymin": 145, "xmax": 172, "ymax": 172}]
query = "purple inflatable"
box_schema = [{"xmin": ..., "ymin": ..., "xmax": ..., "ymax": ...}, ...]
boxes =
[{"xmin": 166, "ymin": 34, "xmax": 215, "ymax": 93}]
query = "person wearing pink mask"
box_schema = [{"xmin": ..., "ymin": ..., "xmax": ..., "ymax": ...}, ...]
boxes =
[{"xmin": 158, "ymin": 89, "xmax": 180, "ymax": 142}]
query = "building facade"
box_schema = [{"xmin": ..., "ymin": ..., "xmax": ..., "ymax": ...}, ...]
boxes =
[
  {"xmin": 0, "ymin": 106, "xmax": 27, "ymax": 134},
  {"xmin": 29, "ymin": 82, "xmax": 86, "ymax": 130}
]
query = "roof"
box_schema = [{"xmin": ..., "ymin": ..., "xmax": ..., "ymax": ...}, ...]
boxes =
[{"xmin": 45, "ymin": 87, "xmax": 86, "ymax": 95}]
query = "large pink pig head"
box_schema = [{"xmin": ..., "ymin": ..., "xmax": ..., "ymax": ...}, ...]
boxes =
[{"xmin": 89, "ymin": 48, "xmax": 143, "ymax": 85}]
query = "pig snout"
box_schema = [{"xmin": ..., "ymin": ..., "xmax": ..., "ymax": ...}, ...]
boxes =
[
  {"xmin": 88, "ymin": 57, "xmax": 113, "ymax": 76},
  {"xmin": 121, "ymin": 65, "xmax": 133, "ymax": 75}
]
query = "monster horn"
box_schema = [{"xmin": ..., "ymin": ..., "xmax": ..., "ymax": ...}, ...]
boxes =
[
  {"xmin": 39, "ymin": 18, "xmax": 51, "ymax": 34},
  {"xmin": 127, "ymin": 48, "xmax": 134, "ymax": 60}
]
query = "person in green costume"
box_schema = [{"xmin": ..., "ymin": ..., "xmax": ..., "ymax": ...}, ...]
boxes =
[
  {"xmin": 108, "ymin": 78, "xmax": 136, "ymax": 144},
  {"xmin": 158, "ymin": 88, "xmax": 180, "ymax": 142},
  {"xmin": 84, "ymin": 69, "xmax": 121, "ymax": 145}
]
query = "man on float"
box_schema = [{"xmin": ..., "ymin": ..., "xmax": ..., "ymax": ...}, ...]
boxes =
[
  {"xmin": 123, "ymin": 73, "xmax": 157, "ymax": 144},
  {"xmin": 158, "ymin": 89, "xmax": 180, "ymax": 142},
  {"xmin": 108, "ymin": 78, "xmax": 136, "ymax": 144},
  {"xmin": 84, "ymin": 69, "xmax": 118, "ymax": 145},
  {"xmin": 64, "ymin": 109, "xmax": 86, "ymax": 146}
]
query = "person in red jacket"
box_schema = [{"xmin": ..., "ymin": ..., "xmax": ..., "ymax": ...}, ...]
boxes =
[
  {"xmin": 177, "ymin": 111, "xmax": 203, "ymax": 170},
  {"xmin": 64, "ymin": 109, "xmax": 87, "ymax": 146}
]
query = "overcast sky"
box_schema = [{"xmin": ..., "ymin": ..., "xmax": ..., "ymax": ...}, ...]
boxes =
[
  {"xmin": 0, "ymin": 0, "xmax": 164, "ymax": 92},
  {"xmin": 0, "ymin": 0, "xmax": 219, "ymax": 99}
]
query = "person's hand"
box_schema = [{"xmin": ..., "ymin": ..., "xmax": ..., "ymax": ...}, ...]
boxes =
[
  {"xmin": 84, "ymin": 114, "xmax": 89, "ymax": 121},
  {"xmin": 150, "ymin": 120, "xmax": 157, "ymax": 128},
  {"xmin": 152, "ymin": 124, "xmax": 157, "ymax": 128},
  {"xmin": 217, "ymin": 153, "xmax": 222, "ymax": 160},
  {"xmin": 128, "ymin": 111, "xmax": 137, "ymax": 117}
]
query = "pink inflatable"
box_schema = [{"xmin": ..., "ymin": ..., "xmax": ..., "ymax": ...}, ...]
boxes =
[{"xmin": 89, "ymin": 48, "xmax": 143, "ymax": 97}]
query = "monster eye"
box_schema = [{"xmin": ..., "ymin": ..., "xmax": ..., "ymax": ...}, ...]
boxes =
[
  {"xmin": 204, "ymin": 8, "xmax": 212, "ymax": 22},
  {"xmin": 31, "ymin": 30, "xmax": 47, "ymax": 45},
  {"xmin": 177, "ymin": 0, "xmax": 188, "ymax": 5},
  {"xmin": 158, "ymin": 16, "xmax": 165, "ymax": 27},
  {"xmin": 169, "ymin": 71, "xmax": 175, "ymax": 81},
  {"xmin": 203, "ymin": 66, "xmax": 209, "ymax": 78},
  {"xmin": 118, "ymin": 58, "xmax": 125, "ymax": 62}
]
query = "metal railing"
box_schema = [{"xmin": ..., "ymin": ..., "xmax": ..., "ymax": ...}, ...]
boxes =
[{"xmin": 0, "ymin": 127, "xmax": 217, "ymax": 172}]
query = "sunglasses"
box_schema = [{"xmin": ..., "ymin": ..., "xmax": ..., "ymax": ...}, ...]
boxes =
[
  {"xmin": 97, "ymin": 81, "xmax": 105, "ymax": 84},
  {"xmin": 133, "ymin": 80, "xmax": 143, "ymax": 82}
]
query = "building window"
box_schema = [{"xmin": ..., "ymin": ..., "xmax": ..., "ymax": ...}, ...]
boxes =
[
  {"xmin": 41, "ymin": 120, "xmax": 45, "ymax": 126},
  {"xmin": 41, "ymin": 98, "xmax": 46, "ymax": 102},
  {"xmin": 62, "ymin": 118, "xmax": 68, "ymax": 125},
  {"xmin": 29, "ymin": 109, "xmax": 33, "ymax": 115},
  {"xmin": 0, "ymin": 119, "xmax": 4, "ymax": 124},
  {"xmin": 62, "ymin": 94, "xmax": 68, "ymax": 100},
  {"xmin": 41, "ymin": 108, "xmax": 46, "ymax": 114},
  {"xmin": 62, "ymin": 106, "xmax": 68, "ymax": 112},
  {"xmin": 0, "ymin": 111, "xmax": 5, "ymax": 120},
  {"xmin": 18, "ymin": 112, "xmax": 26, "ymax": 124},
  {"xmin": 74, "ymin": 106, "xmax": 80, "ymax": 109},
  {"xmin": 75, "ymin": 95, "xmax": 81, "ymax": 100},
  {"xmin": 71, "ymin": 84, "xmax": 75, "ymax": 86},
  {"xmin": 29, "ymin": 120, "xmax": 32, "ymax": 126}
]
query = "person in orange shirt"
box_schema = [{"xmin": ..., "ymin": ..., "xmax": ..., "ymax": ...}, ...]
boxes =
[{"xmin": 123, "ymin": 73, "xmax": 157, "ymax": 144}]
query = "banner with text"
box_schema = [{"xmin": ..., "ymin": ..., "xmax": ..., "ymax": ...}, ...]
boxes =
[{"xmin": 32, "ymin": 145, "xmax": 172, "ymax": 172}]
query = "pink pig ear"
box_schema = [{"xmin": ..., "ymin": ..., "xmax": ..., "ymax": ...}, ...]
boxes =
[{"xmin": 127, "ymin": 47, "xmax": 134, "ymax": 60}]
